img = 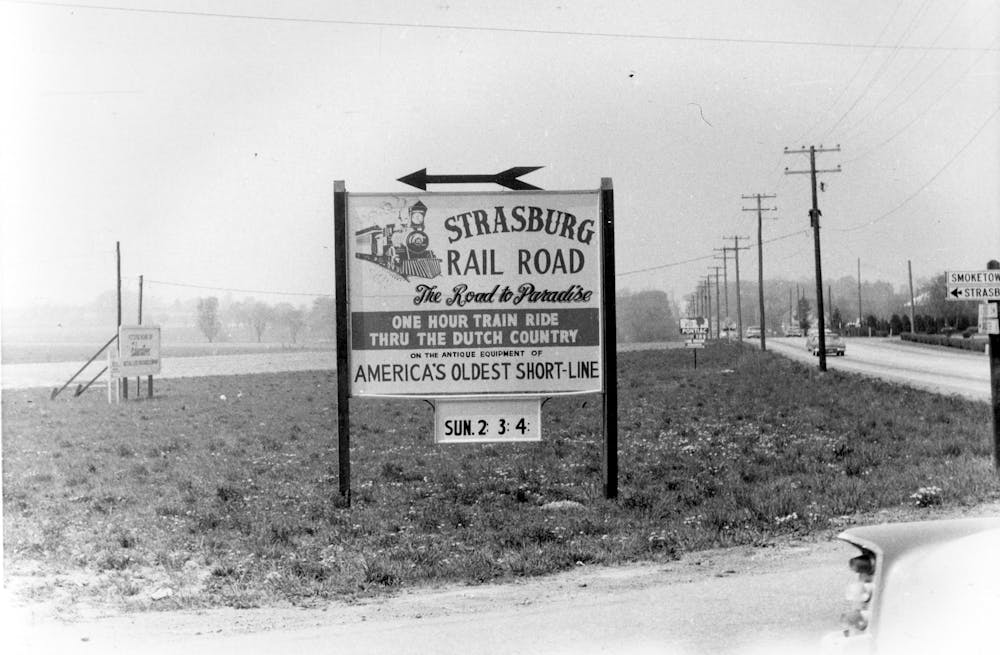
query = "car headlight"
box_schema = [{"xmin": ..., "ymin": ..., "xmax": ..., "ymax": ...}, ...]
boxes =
[{"xmin": 840, "ymin": 551, "xmax": 876, "ymax": 636}]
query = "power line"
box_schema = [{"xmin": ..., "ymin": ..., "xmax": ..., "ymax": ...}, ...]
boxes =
[
  {"xmin": 839, "ymin": 0, "xmax": 971, "ymax": 139},
  {"xmin": 818, "ymin": 0, "xmax": 934, "ymax": 141},
  {"xmin": 615, "ymin": 252, "xmax": 717, "ymax": 277},
  {"xmin": 837, "ymin": 103, "xmax": 1000, "ymax": 233},
  {"xmin": 7, "ymin": 0, "xmax": 999, "ymax": 51},
  {"xmin": 144, "ymin": 278, "xmax": 332, "ymax": 298},
  {"xmin": 843, "ymin": 35, "xmax": 999, "ymax": 163},
  {"xmin": 792, "ymin": 0, "xmax": 905, "ymax": 145},
  {"xmin": 616, "ymin": 229, "xmax": 809, "ymax": 278}
]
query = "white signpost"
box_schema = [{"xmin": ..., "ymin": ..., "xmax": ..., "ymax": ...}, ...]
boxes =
[{"xmin": 107, "ymin": 350, "xmax": 121, "ymax": 404}]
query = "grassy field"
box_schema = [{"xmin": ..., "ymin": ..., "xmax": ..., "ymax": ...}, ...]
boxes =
[{"xmin": 3, "ymin": 342, "xmax": 998, "ymax": 611}]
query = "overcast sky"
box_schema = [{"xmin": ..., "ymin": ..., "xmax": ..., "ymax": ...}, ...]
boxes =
[{"xmin": 2, "ymin": 0, "xmax": 998, "ymax": 313}]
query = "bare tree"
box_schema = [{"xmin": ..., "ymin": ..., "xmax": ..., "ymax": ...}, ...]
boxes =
[
  {"xmin": 248, "ymin": 301, "xmax": 273, "ymax": 342},
  {"xmin": 196, "ymin": 297, "xmax": 222, "ymax": 342},
  {"xmin": 274, "ymin": 303, "xmax": 306, "ymax": 344}
]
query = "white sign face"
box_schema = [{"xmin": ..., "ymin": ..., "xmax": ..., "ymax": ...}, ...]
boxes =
[
  {"xmin": 434, "ymin": 398, "xmax": 541, "ymax": 443},
  {"xmin": 947, "ymin": 270, "xmax": 1000, "ymax": 301},
  {"xmin": 347, "ymin": 191, "xmax": 603, "ymax": 397},
  {"xmin": 118, "ymin": 326, "xmax": 161, "ymax": 375},
  {"xmin": 979, "ymin": 304, "xmax": 1000, "ymax": 335},
  {"xmin": 679, "ymin": 317, "xmax": 708, "ymax": 335},
  {"xmin": 684, "ymin": 340, "xmax": 705, "ymax": 349},
  {"xmin": 948, "ymin": 286, "xmax": 1000, "ymax": 301},
  {"xmin": 947, "ymin": 270, "xmax": 1000, "ymax": 286}
]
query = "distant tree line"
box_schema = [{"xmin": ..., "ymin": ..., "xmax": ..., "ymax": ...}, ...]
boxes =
[
  {"xmin": 194, "ymin": 270, "xmax": 977, "ymax": 346},
  {"xmin": 195, "ymin": 296, "xmax": 335, "ymax": 343},
  {"xmin": 684, "ymin": 270, "xmax": 979, "ymax": 337},
  {"xmin": 616, "ymin": 289, "xmax": 681, "ymax": 343}
]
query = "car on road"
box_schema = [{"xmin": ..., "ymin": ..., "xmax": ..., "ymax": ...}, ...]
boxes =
[
  {"xmin": 745, "ymin": 325, "xmax": 761, "ymax": 338},
  {"xmin": 806, "ymin": 329, "xmax": 845, "ymax": 356},
  {"xmin": 823, "ymin": 517, "xmax": 1000, "ymax": 654},
  {"xmin": 784, "ymin": 325, "xmax": 804, "ymax": 337}
]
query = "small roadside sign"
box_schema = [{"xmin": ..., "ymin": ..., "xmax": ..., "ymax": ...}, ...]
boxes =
[
  {"xmin": 434, "ymin": 397, "xmax": 541, "ymax": 443},
  {"xmin": 980, "ymin": 303, "xmax": 999, "ymax": 335},
  {"xmin": 685, "ymin": 340, "xmax": 705, "ymax": 349},
  {"xmin": 680, "ymin": 317, "xmax": 708, "ymax": 336},
  {"xmin": 118, "ymin": 325, "xmax": 161, "ymax": 375}
]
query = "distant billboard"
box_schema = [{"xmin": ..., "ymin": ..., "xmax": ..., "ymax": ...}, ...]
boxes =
[{"xmin": 118, "ymin": 325, "xmax": 161, "ymax": 376}]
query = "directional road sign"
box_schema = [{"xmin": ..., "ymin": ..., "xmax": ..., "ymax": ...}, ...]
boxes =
[
  {"xmin": 946, "ymin": 269, "xmax": 1000, "ymax": 301},
  {"xmin": 948, "ymin": 270, "xmax": 1000, "ymax": 286},
  {"xmin": 397, "ymin": 167, "xmax": 543, "ymax": 191},
  {"xmin": 948, "ymin": 286, "xmax": 1000, "ymax": 301}
]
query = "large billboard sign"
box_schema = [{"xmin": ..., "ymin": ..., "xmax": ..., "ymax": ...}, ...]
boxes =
[{"xmin": 347, "ymin": 191, "xmax": 604, "ymax": 396}]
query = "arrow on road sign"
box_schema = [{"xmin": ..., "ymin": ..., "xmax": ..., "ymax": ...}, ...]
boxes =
[
  {"xmin": 397, "ymin": 167, "xmax": 544, "ymax": 191},
  {"xmin": 948, "ymin": 286, "xmax": 1000, "ymax": 300}
]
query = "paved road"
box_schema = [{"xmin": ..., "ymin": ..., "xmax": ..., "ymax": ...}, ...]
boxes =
[
  {"xmin": 764, "ymin": 336, "xmax": 990, "ymax": 402},
  {"xmin": 1, "ymin": 351, "xmax": 338, "ymax": 391}
]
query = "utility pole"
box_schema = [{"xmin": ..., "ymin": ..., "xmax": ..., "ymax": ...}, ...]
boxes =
[
  {"xmin": 713, "ymin": 246, "xmax": 731, "ymax": 328},
  {"xmin": 705, "ymin": 274, "xmax": 713, "ymax": 338},
  {"xmin": 857, "ymin": 258, "xmax": 863, "ymax": 334},
  {"xmin": 907, "ymin": 260, "xmax": 916, "ymax": 333},
  {"xmin": 710, "ymin": 266, "xmax": 722, "ymax": 338},
  {"xmin": 137, "ymin": 274, "xmax": 143, "ymax": 398},
  {"xmin": 742, "ymin": 194, "xmax": 777, "ymax": 351},
  {"xmin": 785, "ymin": 145, "xmax": 841, "ymax": 371},
  {"xmin": 116, "ymin": 242, "xmax": 127, "ymax": 400},
  {"xmin": 788, "ymin": 287, "xmax": 793, "ymax": 331},
  {"xmin": 724, "ymin": 236, "xmax": 750, "ymax": 343}
]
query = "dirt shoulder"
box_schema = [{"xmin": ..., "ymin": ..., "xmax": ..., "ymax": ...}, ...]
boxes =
[{"xmin": 8, "ymin": 501, "xmax": 999, "ymax": 655}]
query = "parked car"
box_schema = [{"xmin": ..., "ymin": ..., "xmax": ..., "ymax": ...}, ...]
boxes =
[
  {"xmin": 806, "ymin": 329, "xmax": 845, "ymax": 356},
  {"xmin": 745, "ymin": 325, "xmax": 761, "ymax": 338},
  {"xmin": 784, "ymin": 325, "xmax": 803, "ymax": 337},
  {"xmin": 823, "ymin": 517, "xmax": 1000, "ymax": 654}
]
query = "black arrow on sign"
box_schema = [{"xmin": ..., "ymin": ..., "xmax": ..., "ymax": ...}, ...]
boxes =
[
  {"xmin": 950, "ymin": 288, "xmax": 962, "ymax": 298},
  {"xmin": 397, "ymin": 167, "xmax": 544, "ymax": 191}
]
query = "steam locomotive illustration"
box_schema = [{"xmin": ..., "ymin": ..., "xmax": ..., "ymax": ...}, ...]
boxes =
[{"xmin": 354, "ymin": 200, "xmax": 442, "ymax": 280}]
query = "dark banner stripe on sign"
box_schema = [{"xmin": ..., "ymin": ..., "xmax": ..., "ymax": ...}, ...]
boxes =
[{"xmin": 352, "ymin": 308, "xmax": 600, "ymax": 350}]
